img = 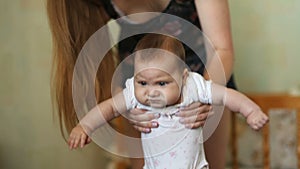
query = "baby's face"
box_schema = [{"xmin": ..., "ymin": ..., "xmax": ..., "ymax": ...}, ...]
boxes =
[
  {"xmin": 134, "ymin": 54, "xmax": 186, "ymax": 108},
  {"xmin": 134, "ymin": 68, "xmax": 183, "ymax": 108}
]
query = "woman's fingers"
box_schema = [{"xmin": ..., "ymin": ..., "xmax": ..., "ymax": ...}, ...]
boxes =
[
  {"xmin": 180, "ymin": 102, "xmax": 202, "ymax": 111},
  {"xmin": 184, "ymin": 121, "xmax": 205, "ymax": 129},
  {"xmin": 176, "ymin": 102, "xmax": 212, "ymax": 128},
  {"xmin": 178, "ymin": 104, "xmax": 211, "ymax": 118},
  {"xmin": 133, "ymin": 125, "xmax": 152, "ymax": 133},
  {"xmin": 126, "ymin": 103, "xmax": 213, "ymax": 131},
  {"xmin": 131, "ymin": 121, "xmax": 159, "ymax": 133},
  {"xmin": 179, "ymin": 112, "xmax": 209, "ymax": 124},
  {"xmin": 182, "ymin": 111, "xmax": 214, "ymax": 129},
  {"xmin": 127, "ymin": 108, "xmax": 159, "ymax": 122},
  {"xmin": 127, "ymin": 108, "xmax": 159, "ymax": 124},
  {"xmin": 123, "ymin": 108, "xmax": 161, "ymax": 133},
  {"xmin": 132, "ymin": 120, "xmax": 159, "ymax": 128}
]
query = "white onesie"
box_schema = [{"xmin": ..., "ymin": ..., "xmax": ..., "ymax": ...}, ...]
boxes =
[{"xmin": 123, "ymin": 72, "xmax": 212, "ymax": 169}]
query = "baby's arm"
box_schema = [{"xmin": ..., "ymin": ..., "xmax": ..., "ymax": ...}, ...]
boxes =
[
  {"xmin": 68, "ymin": 91, "xmax": 128, "ymax": 149},
  {"xmin": 211, "ymin": 83, "xmax": 268, "ymax": 130}
]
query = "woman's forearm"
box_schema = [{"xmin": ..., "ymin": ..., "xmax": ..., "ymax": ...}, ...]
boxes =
[
  {"xmin": 203, "ymin": 49, "xmax": 234, "ymax": 85},
  {"xmin": 195, "ymin": 0, "xmax": 234, "ymax": 85}
]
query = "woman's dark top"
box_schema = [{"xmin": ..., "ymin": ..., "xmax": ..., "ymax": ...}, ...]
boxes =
[{"xmin": 102, "ymin": 0, "xmax": 236, "ymax": 89}]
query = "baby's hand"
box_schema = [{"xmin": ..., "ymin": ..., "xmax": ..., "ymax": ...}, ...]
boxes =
[
  {"xmin": 246, "ymin": 110, "xmax": 269, "ymax": 130},
  {"xmin": 68, "ymin": 124, "xmax": 92, "ymax": 150}
]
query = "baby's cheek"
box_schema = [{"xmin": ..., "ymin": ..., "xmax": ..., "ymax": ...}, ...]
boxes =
[
  {"xmin": 166, "ymin": 89, "xmax": 181, "ymax": 104},
  {"xmin": 135, "ymin": 89, "xmax": 145, "ymax": 104}
]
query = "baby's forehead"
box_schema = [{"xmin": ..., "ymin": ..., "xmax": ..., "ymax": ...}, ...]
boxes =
[
  {"xmin": 134, "ymin": 67, "xmax": 174, "ymax": 78},
  {"xmin": 134, "ymin": 50, "xmax": 179, "ymax": 62},
  {"xmin": 134, "ymin": 52, "xmax": 184, "ymax": 70},
  {"xmin": 134, "ymin": 61, "xmax": 178, "ymax": 74},
  {"xmin": 133, "ymin": 48, "xmax": 187, "ymax": 73}
]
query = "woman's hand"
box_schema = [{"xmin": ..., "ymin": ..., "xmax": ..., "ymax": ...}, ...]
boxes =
[
  {"xmin": 68, "ymin": 124, "xmax": 92, "ymax": 150},
  {"xmin": 125, "ymin": 108, "xmax": 160, "ymax": 133},
  {"xmin": 176, "ymin": 102, "xmax": 212, "ymax": 129},
  {"xmin": 127, "ymin": 102, "xmax": 211, "ymax": 132}
]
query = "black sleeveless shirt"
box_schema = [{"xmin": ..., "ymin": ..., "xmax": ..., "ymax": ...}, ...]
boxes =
[{"xmin": 102, "ymin": 0, "xmax": 236, "ymax": 88}]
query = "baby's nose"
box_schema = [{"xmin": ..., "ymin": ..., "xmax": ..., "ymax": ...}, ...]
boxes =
[{"xmin": 148, "ymin": 89, "xmax": 160, "ymax": 97}]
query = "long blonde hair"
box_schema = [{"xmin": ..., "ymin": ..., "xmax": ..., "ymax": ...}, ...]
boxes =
[{"xmin": 47, "ymin": 0, "xmax": 116, "ymax": 140}]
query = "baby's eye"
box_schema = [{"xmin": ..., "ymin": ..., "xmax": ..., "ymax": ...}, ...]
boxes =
[
  {"xmin": 158, "ymin": 82, "xmax": 168, "ymax": 86},
  {"xmin": 138, "ymin": 81, "xmax": 147, "ymax": 86}
]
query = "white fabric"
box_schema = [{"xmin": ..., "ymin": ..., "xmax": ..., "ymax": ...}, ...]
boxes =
[{"xmin": 123, "ymin": 72, "xmax": 212, "ymax": 169}]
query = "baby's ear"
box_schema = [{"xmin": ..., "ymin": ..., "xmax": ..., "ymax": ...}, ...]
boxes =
[{"xmin": 182, "ymin": 68, "xmax": 189, "ymax": 85}]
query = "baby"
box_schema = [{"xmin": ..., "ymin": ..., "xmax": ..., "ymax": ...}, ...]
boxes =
[{"xmin": 68, "ymin": 34, "xmax": 268, "ymax": 169}]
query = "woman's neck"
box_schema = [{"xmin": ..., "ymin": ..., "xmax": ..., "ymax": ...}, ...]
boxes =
[
  {"xmin": 112, "ymin": 0, "xmax": 170, "ymax": 14},
  {"xmin": 111, "ymin": 0, "xmax": 171, "ymax": 23}
]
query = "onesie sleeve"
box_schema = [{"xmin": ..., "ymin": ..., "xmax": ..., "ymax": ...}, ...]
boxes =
[
  {"xmin": 191, "ymin": 72, "xmax": 212, "ymax": 104},
  {"xmin": 122, "ymin": 77, "xmax": 137, "ymax": 110}
]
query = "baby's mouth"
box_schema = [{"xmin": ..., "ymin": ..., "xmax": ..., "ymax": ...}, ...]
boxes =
[
  {"xmin": 147, "ymin": 98, "xmax": 166, "ymax": 107},
  {"xmin": 148, "ymin": 99, "xmax": 161, "ymax": 103}
]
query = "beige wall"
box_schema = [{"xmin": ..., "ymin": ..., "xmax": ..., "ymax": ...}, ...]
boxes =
[
  {"xmin": 1, "ymin": 0, "xmax": 299, "ymax": 169},
  {"xmin": 230, "ymin": 0, "xmax": 300, "ymax": 93},
  {"xmin": 0, "ymin": 0, "xmax": 109, "ymax": 169}
]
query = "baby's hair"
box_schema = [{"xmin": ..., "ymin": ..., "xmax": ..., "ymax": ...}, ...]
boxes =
[
  {"xmin": 134, "ymin": 33, "xmax": 187, "ymax": 71},
  {"xmin": 134, "ymin": 34, "xmax": 186, "ymax": 62}
]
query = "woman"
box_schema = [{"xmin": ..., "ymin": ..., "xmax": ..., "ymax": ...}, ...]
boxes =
[{"xmin": 47, "ymin": 0, "xmax": 235, "ymax": 169}]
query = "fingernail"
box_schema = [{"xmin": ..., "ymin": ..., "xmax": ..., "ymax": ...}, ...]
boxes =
[
  {"xmin": 154, "ymin": 113, "xmax": 160, "ymax": 118},
  {"xmin": 144, "ymin": 128, "xmax": 150, "ymax": 132},
  {"xmin": 152, "ymin": 122, "xmax": 158, "ymax": 127}
]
